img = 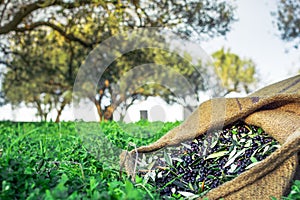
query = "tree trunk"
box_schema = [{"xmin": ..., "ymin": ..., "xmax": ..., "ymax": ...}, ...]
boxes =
[
  {"xmin": 35, "ymin": 100, "xmax": 45, "ymax": 121},
  {"xmin": 43, "ymin": 113, "xmax": 48, "ymax": 121},
  {"xmin": 119, "ymin": 113, "xmax": 126, "ymax": 122},
  {"xmin": 104, "ymin": 105, "xmax": 114, "ymax": 121},
  {"xmin": 94, "ymin": 98, "xmax": 103, "ymax": 122},
  {"xmin": 55, "ymin": 103, "xmax": 66, "ymax": 123}
]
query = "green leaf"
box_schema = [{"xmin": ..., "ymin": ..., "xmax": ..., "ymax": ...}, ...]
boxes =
[
  {"xmin": 231, "ymin": 129, "xmax": 238, "ymax": 134},
  {"xmin": 232, "ymin": 134, "xmax": 238, "ymax": 142},
  {"xmin": 59, "ymin": 174, "xmax": 69, "ymax": 185},
  {"xmin": 228, "ymin": 164, "xmax": 237, "ymax": 173},
  {"xmin": 206, "ymin": 151, "xmax": 228, "ymax": 160},
  {"xmin": 257, "ymin": 128, "xmax": 263, "ymax": 134},
  {"xmin": 164, "ymin": 150, "xmax": 173, "ymax": 166},
  {"xmin": 188, "ymin": 182, "xmax": 194, "ymax": 191},
  {"xmin": 173, "ymin": 180, "xmax": 187, "ymax": 189},
  {"xmin": 177, "ymin": 191, "xmax": 196, "ymax": 198},
  {"xmin": 262, "ymin": 145, "xmax": 270, "ymax": 155},
  {"xmin": 211, "ymin": 139, "xmax": 218, "ymax": 149},
  {"xmin": 227, "ymin": 146, "xmax": 237, "ymax": 160},
  {"xmin": 45, "ymin": 190, "xmax": 55, "ymax": 200},
  {"xmin": 244, "ymin": 140, "xmax": 252, "ymax": 147},
  {"xmin": 135, "ymin": 175, "xmax": 143, "ymax": 184},
  {"xmin": 224, "ymin": 149, "xmax": 246, "ymax": 168},
  {"xmin": 206, "ymin": 175, "xmax": 215, "ymax": 179},
  {"xmin": 250, "ymin": 156, "xmax": 258, "ymax": 163},
  {"xmin": 125, "ymin": 179, "xmax": 134, "ymax": 192},
  {"xmin": 163, "ymin": 174, "xmax": 184, "ymax": 188},
  {"xmin": 24, "ymin": 166, "xmax": 33, "ymax": 175},
  {"xmin": 181, "ymin": 143, "xmax": 192, "ymax": 150},
  {"xmin": 147, "ymin": 160, "xmax": 156, "ymax": 170},
  {"xmin": 90, "ymin": 176, "xmax": 99, "ymax": 191},
  {"xmin": 245, "ymin": 161, "xmax": 260, "ymax": 170},
  {"xmin": 143, "ymin": 170, "xmax": 156, "ymax": 184}
]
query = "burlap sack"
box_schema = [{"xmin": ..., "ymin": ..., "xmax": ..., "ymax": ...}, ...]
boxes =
[{"xmin": 120, "ymin": 75, "xmax": 300, "ymax": 199}]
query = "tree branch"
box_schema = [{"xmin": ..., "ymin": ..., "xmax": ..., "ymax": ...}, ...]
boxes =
[
  {"xmin": 0, "ymin": 0, "xmax": 96, "ymax": 35},
  {"xmin": 0, "ymin": 59, "xmax": 16, "ymax": 70},
  {"xmin": 0, "ymin": 0, "xmax": 10, "ymax": 25},
  {"xmin": 0, "ymin": 2, "xmax": 41, "ymax": 34},
  {"xmin": 15, "ymin": 21, "xmax": 93, "ymax": 48}
]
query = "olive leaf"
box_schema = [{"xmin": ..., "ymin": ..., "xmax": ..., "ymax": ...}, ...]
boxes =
[
  {"xmin": 177, "ymin": 191, "xmax": 196, "ymax": 198},
  {"xmin": 164, "ymin": 150, "xmax": 173, "ymax": 166},
  {"xmin": 223, "ymin": 149, "xmax": 246, "ymax": 168},
  {"xmin": 245, "ymin": 161, "xmax": 260, "ymax": 170},
  {"xmin": 250, "ymin": 156, "xmax": 258, "ymax": 163},
  {"xmin": 205, "ymin": 151, "xmax": 228, "ymax": 160},
  {"xmin": 181, "ymin": 143, "xmax": 192, "ymax": 150},
  {"xmin": 228, "ymin": 163, "xmax": 238, "ymax": 173}
]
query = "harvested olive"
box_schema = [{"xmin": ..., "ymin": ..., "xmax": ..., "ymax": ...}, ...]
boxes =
[{"xmin": 140, "ymin": 121, "xmax": 280, "ymax": 199}]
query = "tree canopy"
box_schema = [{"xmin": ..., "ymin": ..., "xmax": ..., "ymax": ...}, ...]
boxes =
[
  {"xmin": 212, "ymin": 48, "xmax": 257, "ymax": 96},
  {"xmin": 0, "ymin": 0, "xmax": 237, "ymax": 121},
  {"xmin": 2, "ymin": 29, "xmax": 79, "ymax": 121},
  {"xmin": 0, "ymin": 0, "xmax": 236, "ymax": 42},
  {"xmin": 274, "ymin": 0, "xmax": 300, "ymax": 48}
]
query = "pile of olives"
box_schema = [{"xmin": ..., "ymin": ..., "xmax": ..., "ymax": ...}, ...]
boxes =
[{"xmin": 140, "ymin": 121, "xmax": 280, "ymax": 198}]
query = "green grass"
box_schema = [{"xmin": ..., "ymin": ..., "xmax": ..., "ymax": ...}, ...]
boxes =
[
  {"xmin": 0, "ymin": 121, "xmax": 179, "ymax": 199},
  {"xmin": 0, "ymin": 121, "xmax": 298, "ymax": 199}
]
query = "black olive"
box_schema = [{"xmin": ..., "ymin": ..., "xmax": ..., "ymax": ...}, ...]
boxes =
[{"xmin": 145, "ymin": 121, "xmax": 279, "ymax": 198}]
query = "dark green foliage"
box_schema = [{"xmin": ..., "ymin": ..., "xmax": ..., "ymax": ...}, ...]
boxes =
[
  {"xmin": 274, "ymin": 0, "xmax": 300, "ymax": 48},
  {"xmin": 283, "ymin": 180, "xmax": 300, "ymax": 200},
  {"xmin": 212, "ymin": 48, "xmax": 257, "ymax": 95},
  {"xmin": 0, "ymin": 121, "xmax": 178, "ymax": 199},
  {"xmin": 100, "ymin": 120, "xmax": 181, "ymax": 150}
]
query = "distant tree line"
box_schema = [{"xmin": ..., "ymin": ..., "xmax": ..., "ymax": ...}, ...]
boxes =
[{"xmin": 0, "ymin": 0, "xmax": 269, "ymax": 122}]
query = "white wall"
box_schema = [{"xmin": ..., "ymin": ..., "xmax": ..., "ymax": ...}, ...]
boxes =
[
  {"xmin": 0, "ymin": 97, "xmax": 184, "ymax": 122},
  {"xmin": 113, "ymin": 96, "xmax": 184, "ymax": 122}
]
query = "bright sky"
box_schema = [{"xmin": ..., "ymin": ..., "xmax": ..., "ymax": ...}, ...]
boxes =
[
  {"xmin": 202, "ymin": 0, "xmax": 299, "ymax": 86},
  {"xmin": 0, "ymin": 0, "xmax": 299, "ymax": 121}
]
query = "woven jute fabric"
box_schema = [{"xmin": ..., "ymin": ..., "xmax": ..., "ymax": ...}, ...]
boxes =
[{"xmin": 120, "ymin": 75, "xmax": 300, "ymax": 199}]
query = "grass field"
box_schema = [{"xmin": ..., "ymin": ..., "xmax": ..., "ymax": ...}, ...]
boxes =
[{"xmin": 0, "ymin": 121, "xmax": 299, "ymax": 199}]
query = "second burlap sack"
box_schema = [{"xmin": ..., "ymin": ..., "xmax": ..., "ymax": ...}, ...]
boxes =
[{"xmin": 120, "ymin": 75, "xmax": 300, "ymax": 200}]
